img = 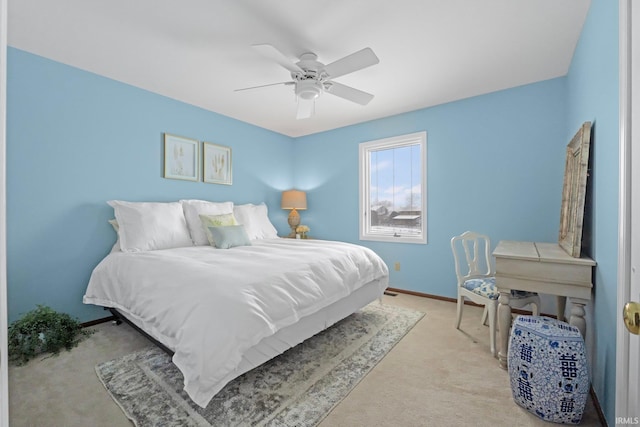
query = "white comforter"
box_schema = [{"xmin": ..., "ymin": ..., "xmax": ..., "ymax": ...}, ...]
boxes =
[{"xmin": 83, "ymin": 238, "xmax": 388, "ymax": 407}]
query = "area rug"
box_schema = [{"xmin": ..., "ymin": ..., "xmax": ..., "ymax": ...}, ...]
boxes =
[{"xmin": 96, "ymin": 302, "xmax": 424, "ymax": 427}]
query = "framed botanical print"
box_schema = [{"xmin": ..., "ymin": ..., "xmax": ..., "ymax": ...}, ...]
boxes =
[
  {"xmin": 203, "ymin": 142, "xmax": 232, "ymax": 185},
  {"xmin": 163, "ymin": 133, "xmax": 199, "ymax": 181}
]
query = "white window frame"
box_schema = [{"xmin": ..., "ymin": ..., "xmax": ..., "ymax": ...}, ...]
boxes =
[{"xmin": 359, "ymin": 131, "xmax": 427, "ymax": 244}]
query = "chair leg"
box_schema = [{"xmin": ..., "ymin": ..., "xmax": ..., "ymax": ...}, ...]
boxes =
[
  {"xmin": 455, "ymin": 293, "xmax": 464, "ymax": 329},
  {"xmin": 481, "ymin": 306, "xmax": 488, "ymax": 326},
  {"xmin": 532, "ymin": 296, "xmax": 541, "ymax": 316},
  {"xmin": 487, "ymin": 302, "xmax": 497, "ymax": 357}
]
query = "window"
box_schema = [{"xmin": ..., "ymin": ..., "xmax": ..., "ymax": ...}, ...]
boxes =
[{"xmin": 359, "ymin": 131, "xmax": 427, "ymax": 244}]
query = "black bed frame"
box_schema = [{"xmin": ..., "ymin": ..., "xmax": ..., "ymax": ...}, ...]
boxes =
[{"xmin": 106, "ymin": 307, "xmax": 174, "ymax": 356}]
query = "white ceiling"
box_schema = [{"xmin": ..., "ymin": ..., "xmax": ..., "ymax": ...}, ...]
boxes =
[{"xmin": 8, "ymin": 0, "xmax": 590, "ymax": 137}]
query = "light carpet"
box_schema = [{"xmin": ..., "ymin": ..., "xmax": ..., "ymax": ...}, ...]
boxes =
[{"xmin": 95, "ymin": 302, "xmax": 424, "ymax": 427}]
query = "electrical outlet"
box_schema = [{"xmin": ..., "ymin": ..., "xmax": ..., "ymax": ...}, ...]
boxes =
[{"xmin": 394, "ymin": 262, "xmax": 400, "ymax": 271}]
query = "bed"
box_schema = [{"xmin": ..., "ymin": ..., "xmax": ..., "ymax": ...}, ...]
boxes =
[{"xmin": 83, "ymin": 199, "xmax": 389, "ymax": 408}]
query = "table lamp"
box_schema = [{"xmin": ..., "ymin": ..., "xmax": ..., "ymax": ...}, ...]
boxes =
[{"xmin": 281, "ymin": 190, "xmax": 307, "ymax": 237}]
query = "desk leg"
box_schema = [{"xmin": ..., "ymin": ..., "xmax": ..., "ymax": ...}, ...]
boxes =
[
  {"xmin": 497, "ymin": 291, "xmax": 512, "ymax": 370},
  {"xmin": 569, "ymin": 300, "xmax": 587, "ymax": 337},
  {"xmin": 557, "ymin": 296, "xmax": 567, "ymax": 322}
]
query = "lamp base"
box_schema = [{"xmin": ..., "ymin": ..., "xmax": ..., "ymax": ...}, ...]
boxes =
[{"xmin": 287, "ymin": 208, "xmax": 301, "ymax": 237}]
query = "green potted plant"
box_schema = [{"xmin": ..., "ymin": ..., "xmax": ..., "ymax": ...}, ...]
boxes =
[{"xmin": 8, "ymin": 305, "xmax": 93, "ymax": 365}]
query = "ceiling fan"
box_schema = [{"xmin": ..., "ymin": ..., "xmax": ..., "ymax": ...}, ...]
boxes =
[{"xmin": 236, "ymin": 44, "xmax": 380, "ymax": 119}]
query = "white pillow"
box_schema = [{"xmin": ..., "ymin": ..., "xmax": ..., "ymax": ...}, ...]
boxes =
[
  {"xmin": 180, "ymin": 200, "xmax": 234, "ymax": 245},
  {"xmin": 108, "ymin": 200, "xmax": 193, "ymax": 252},
  {"xmin": 233, "ymin": 203, "xmax": 278, "ymax": 240},
  {"xmin": 108, "ymin": 219, "xmax": 121, "ymax": 253},
  {"xmin": 252, "ymin": 203, "xmax": 279, "ymax": 239},
  {"xmin": 232, "ymin": 204, "xmax": 258, "ymax": 240}
]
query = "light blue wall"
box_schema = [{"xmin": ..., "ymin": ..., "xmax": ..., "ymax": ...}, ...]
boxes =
[
  {"xmin": 6, "ymin": 3, "xmax": 620, "ymax": 419},
  {"xmin": 294, "ymin": 78, "xmax": 567, "ymax": 299},
  {"xmin": 565, "ymin": 0, "xmax": 619, "ymax": 424},
  {"xmin": 291, "ymin": 1, "xmax": 620, "ymax": 422},
  {"xmin": 5, "ymin": 49, "xmax": 568, "ymax": 322},
  {"xmin": 6, "ymin": 48, "xmax": 295, "ymax": 323}
]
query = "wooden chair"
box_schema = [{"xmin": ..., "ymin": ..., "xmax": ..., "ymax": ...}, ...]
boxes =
[{"xmin": 451, "ymin": 231, "xmax": 540, "ymax": 356}]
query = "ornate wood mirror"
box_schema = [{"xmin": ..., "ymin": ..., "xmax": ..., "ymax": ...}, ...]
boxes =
[{"xmin": 558, "ymin": 121, "xmax": 591, "ymax": 257}]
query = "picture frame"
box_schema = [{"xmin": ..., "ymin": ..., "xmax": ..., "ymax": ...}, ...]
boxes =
[
  {"xmin": 558, "ymin": 121, "xmax": 592, "ymax": 258},
  {"xmin": 203, "ymin": 142, "xmax": 232, "ymax": 185},
  {"xmin": 163, "ymin": 133, "xmax": 199, "ymax": 181}
]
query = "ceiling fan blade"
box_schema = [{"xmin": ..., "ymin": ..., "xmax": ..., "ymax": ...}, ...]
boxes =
[
  {"xmin": 234, "ymin": 81, "xmax": 293, "ymax": 92},
  {"xmin": 325, "ymin": 82, "xmax": 374, "ymax": 105},
  {"xmin": 323, "ymin": 48, "xmax": 379, "ymax": 79},
  {"xmin": 252, "ymin": 44, "xmax": 303, "ymax": 74},
  {"xmin": 296, "ymin": 98, "xmax": 314, "ymax": 120}
]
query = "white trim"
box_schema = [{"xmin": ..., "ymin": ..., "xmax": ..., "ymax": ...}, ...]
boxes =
[
  {"xmin": 0, "ymin": 0, "xmax": 8, "ymax": 424},
  {"xmin": 359, "ymin": 131, "xmax": 427, "ymax": 244},
  {"xmin": 616, "ymin": 0, "xmax": 634, "ymax": 419}
]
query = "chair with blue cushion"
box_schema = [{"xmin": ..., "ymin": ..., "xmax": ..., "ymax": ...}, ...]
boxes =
[{"xmin": 451, "ymin": 231, "xmax": 540, "ymax": 356}]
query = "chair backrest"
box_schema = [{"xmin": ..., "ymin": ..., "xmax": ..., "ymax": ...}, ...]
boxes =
[{"xmin": 450, "ymin": 231, "xmax": 494, "ymax": 285}]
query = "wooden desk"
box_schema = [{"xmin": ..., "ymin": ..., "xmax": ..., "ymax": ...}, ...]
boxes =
[{"xmin": 492, "ymin": 241, "xmax": 595, "ymax": 369}]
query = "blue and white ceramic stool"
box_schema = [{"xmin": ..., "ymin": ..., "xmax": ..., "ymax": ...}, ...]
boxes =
[{"xmin": 508, "ymin": 315, "xmax": 589, "ymax": 424}]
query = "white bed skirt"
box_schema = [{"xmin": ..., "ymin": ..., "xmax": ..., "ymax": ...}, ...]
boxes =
[{"xmin": 120, "ymin": 277, "xmax": 385, "ymax": 396}]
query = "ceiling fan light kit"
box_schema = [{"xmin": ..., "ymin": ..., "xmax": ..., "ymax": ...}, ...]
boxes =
[
  {"xmin": 238, "ymin": 44, "xmax": 379, "ymax": 119},
  {"xmin": 295, "ymin": 79, "xmax": 323, "ymax": 100}
]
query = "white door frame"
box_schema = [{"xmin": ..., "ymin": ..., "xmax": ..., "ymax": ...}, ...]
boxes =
[
  {"xmin": 616, "ymin": 0, "xmax": 639, "ymax": 419},
  {"xmin": 0, "ymin": 0, "xmax": 8, "ymax": 425}
]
